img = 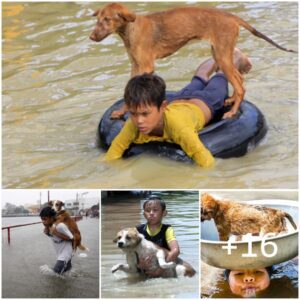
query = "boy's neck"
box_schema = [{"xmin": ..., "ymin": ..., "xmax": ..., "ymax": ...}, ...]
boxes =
[
  {"xmin": 149, "ymin": 118, "xmax": 164, "ymax": 136},
  {"xmin": 147, "ymin": 223, "xmax": 162, "ymax": 232}
]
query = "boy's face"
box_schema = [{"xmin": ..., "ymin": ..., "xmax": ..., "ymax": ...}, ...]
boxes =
[
  {"xmin": 228, "ymin": 269, "xmax": 270, "ymax": 297},
  {"xmin": 41, "ymin": 216, "xmax": 54, "ymax": 227},
  {"xmin": 143, "ymin": 201, "xmax": 166, "ymax": 225},
  {"xmin": 128, "ymin": 102, "xmax": 167, "ymax": 135}
]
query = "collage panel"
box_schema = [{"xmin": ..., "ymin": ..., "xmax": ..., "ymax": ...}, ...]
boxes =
[
  {"xmin": 2, "ymin": 190, "xmax": 100, "ymax": 298},
  {"xmin": 200, "ymin": 191, "xmax": 298, "ymax": 298},
  {"xmin": 101, "ymin": 190, "xmax": 199, "ymax": 298},
  {"xmin": 2, "ymin": 1, "xmax": 298, "ymax": 189},
  {"xmin": 1, "ymin": 0, "xmax": 299, "ymax": 299}
]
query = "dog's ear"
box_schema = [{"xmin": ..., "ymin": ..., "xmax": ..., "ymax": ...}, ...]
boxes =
[
  {"xmin": 48, "ymin": 201, "xmax": 53, "ymax": 206},
  {"xmin": 60, "ymin": 201, "xmax": 65, "ymax": 207},
  {"xmin": 113, "ymin": 236, "xmax": 119, "ymax": 243},
  {"xmin": 136, "ymin": 233, "xmax": 142, "ymax": 244},
  {"xmin": 117, "ymin": 7, "xmax": 136, "ymax": 23},
  {"xmin": 92, "ymin": 9, "xmax": 101, "ymax": 17}
]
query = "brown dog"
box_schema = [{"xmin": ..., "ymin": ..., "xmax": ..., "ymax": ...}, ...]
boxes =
[
  {"xmin": 201, "ymin": 193, "xmax": 297, "ymax": 241},
  {"xmin": 90, "ymin": 3, "xmax": 296, "ymax": 119},
  {"xmin": 49, "ymin": 200, "xmax": 87, "ymax": 252}
]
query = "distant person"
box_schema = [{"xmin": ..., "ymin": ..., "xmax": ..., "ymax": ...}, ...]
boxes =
[{"xmin": 39, "ymin": 206, "xmax": 74, "ymax": 275}]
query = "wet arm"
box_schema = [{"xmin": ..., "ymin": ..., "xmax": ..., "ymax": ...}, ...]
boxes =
[
  {"xmin": 50, "ymin": 228, "xmax": 72, "ymax": 240},
  {"xmin": 50, "ymin": 224, "xmax": 73, "ymax": 241},
  {"xmin": 166, "ymin": 240, "xmax": 180, "ymax": 262},
  {"xmin": 165, "ymin": 227, "xmax": 180, "ymax": 262},
  {"xmin": 105, "ymin": 120, "xmax": 137, "ymax": 160},
  {"xmin": 173, "ymin": 127, "xmax": 215, "ymax": 168}
]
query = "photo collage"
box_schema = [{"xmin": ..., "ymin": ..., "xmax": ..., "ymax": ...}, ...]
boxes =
[{"xmin": 2, "ymin": 1, "xmax": 299, "ymax": 299}]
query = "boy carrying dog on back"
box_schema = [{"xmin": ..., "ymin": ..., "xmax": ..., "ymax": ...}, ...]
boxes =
[
  {"xmin": 105, "ymin": 49, "xmax": 252, "ymax": 167},
  {"xmin": 136, "ymin": 196, "xmax": 195, "ymax": 277},
  {"xmin": 40, "ymin": 206, "xmax": 74, "ymax": 275}
]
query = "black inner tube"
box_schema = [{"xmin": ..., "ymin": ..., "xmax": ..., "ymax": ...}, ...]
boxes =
[{"xmin": 98, "ymin": 98, "xmax": 267, "ymax": 163}]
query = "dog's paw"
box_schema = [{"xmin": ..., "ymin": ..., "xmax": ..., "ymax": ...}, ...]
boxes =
[
  {"xmin": 222, "ymin": 110, "xmax": 237, "ymax": 119},
  {"xmin": 160, "ymin": 261, "xmax": 176, "ymax": 269},
  {"xmin": 111, "ymin": 263, "xmax": 122, "ymax": 273},
  {"xmin": 110, "ymin": 110, "xmax": 125, "ymax": 120}
]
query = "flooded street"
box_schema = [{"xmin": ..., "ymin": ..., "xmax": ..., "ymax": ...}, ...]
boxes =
[
  {"xmin": 2, "ymin": 2, "xmax": 298, "ymax": 189},
  {"xmin": 2, "ymin": 217, "xmax": 99, "ymax": 298},
  {"xmin": 101, "ymin": 191, "xmax": 199, "ymax": 298}
]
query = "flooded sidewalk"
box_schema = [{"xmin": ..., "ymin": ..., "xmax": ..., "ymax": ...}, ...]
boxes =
[{"xmin": 2, "ymin": 217, "xmax": 99, "ymax": 298}]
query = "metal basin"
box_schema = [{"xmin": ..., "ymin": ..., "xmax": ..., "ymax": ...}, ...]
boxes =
[{"xmin": 201, "ymin": 200, "xmax": 298, "ymax": 269}]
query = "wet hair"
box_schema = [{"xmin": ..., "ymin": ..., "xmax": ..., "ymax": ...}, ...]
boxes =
[
  {"xmin": 124, "ymin": 73, "xmax": 166, "ymax": 110},
  {"xmin": 39, "ymin": 206, "xmax": 56, "ymax": 218},
  {"xmin": 143, "ymin": 196, "xmax": 166, "ymax": 211},
  {"xmin": 224, "ymin": 266, "xmax": 274, "ymax": 280}
]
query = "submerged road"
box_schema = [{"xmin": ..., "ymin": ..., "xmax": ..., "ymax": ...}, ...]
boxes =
[{"xmin": 2, "ymin": 218, "xmax": 99, "ymax": 298}]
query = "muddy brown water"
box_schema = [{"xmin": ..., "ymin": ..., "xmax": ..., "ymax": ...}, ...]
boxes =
[{"xmin": 2, "ymin": 2, "xmax": 298, "ymax": 188}]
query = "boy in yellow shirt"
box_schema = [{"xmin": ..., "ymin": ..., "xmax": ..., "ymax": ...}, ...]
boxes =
[
  {"xmin": 106, "ymin": 49, "xmax": 252, "ymax": 167},
  {"xmin": 136, "ymin": 196, "xmax": 195, "ymax": 277}
]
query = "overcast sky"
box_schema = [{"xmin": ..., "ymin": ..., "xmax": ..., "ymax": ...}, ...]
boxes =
[{"xmin": 2, "ymin": 190, "xmax": 101, "ymax": 207}]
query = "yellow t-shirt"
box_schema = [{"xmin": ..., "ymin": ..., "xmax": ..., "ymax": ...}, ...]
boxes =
[
  {"xmin": 105, "ymin": 102, "xmax": 214, "ymax": 167},
  {"xmin": 146, "ymin": 224, "xmax": 176, "ymax": 243}
]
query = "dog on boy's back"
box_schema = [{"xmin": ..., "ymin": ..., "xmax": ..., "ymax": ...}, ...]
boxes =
[
  {"xmin": 201, "ymin": 193, "xmax": 297, "ymax": 241},
  {"xmin": 48, "ymin": 200, "xmax": 87, "ymax": 252},
  {"xmin": 90, "ymin": 3, "xmax": 296, "ymax": 119},
  {"xmin": 112, "ymin": 227, "xmax": 196, "ymax": 278}
]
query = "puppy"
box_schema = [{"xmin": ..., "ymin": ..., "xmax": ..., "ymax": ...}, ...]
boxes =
[
  {"xmin": 90, "ymin": 3, "xmax": 296, "ymax": 119},
  {"xmin": 112, "ymin": 227, "xmax": 196, "ymax": 278},
  {"xmin": 49, "ymin": 200, "xmax": 87, "ymax": 252},
  {"xmin": 201, "ymin": 193, "xmax": 297, "ymax": 241}
]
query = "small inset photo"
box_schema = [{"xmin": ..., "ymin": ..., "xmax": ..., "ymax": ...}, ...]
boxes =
[
  {"xmin": 101, "ymin": 190, "xmax": 199, "ymax": 298},
  {"xmin": 200, "ymin": 191, "xmax": 298, "ymax": 298},
  {"xmin": 2, "ymin": 190, "xmax": 100, "ymax": 298}
]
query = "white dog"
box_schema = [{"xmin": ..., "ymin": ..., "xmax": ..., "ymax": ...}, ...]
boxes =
[{"xmin": 112, "ymin": 227, "xmax": 196, "ymax": 278}]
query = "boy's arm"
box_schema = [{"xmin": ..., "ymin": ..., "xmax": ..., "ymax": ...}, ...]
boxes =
[
  {"xmin": 165, "ymin": 226, "xmax": 180, "ymax": 262},
  {"xmin": 172, "ymin": 126, "xmax": 215, "ymax": 168},
  {"xmin": 105, "ymin": 119, "xmax": 138, "ymax": 160},
  {"xmin": 50, "ymin": 223, "xmax": 73, "ymax": 241}
]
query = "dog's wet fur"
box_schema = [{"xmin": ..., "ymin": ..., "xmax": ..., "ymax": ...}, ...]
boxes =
[
  {"xmin": 201, "ymin": 193, "xmax": 297, "ymax": 241},
  {"xmin": 112, "ymin": 227, "xmax": 196, "ymax": 278}
]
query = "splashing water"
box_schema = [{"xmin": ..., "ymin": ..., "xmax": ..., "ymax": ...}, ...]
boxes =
[
  {"xmin": 39, "ymin": 265, "xmax": 81, "ymax": 278},
  {"xmin": 78, "ymin": 253, "xmax": 88, "ymax": 258},
  {"xmin": 39, "ymin": 265, "xmax": 63, "ymax": 278}
]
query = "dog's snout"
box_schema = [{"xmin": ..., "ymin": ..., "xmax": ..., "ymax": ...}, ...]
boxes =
[
  {"xmin": 118, "ymin": 241, "xmax": 124, "ymax": 248},
  {"xmin": 90, "ymin": 32, "xmax": 97, "ymax": 41}
]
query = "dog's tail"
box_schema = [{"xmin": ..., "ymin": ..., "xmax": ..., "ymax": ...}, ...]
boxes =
[
  {"xmin": 284, "ymin": 212, "xmax": 298, "ymax": 230},
  {"xmin": 235, "ymin": 16, "xmax": 297, "ymax": 53},
  {"xmin": 78, "ymin": 244, "xmax": 89, "ymax": 251}
]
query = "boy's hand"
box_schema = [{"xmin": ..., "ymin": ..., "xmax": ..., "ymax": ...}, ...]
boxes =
[{"xmin": 43, "ymin": 226, "xmax": 50, "ymax": 236}]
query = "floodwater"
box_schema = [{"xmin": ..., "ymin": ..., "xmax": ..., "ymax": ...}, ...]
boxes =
[
  {"xmin": 200, "ymin": 191, "xmax": 299, "ymax": 298},
  {"xmin": 2, "ymin": 2, "xmax": 298, "ymax": 189},
  {"xmin": 101, "ymin": 191, "xmax": 199, "ymax": 298},
  {"xmin": 2, "ymin": 217, "xmax": 99, "ymax": 298}
]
